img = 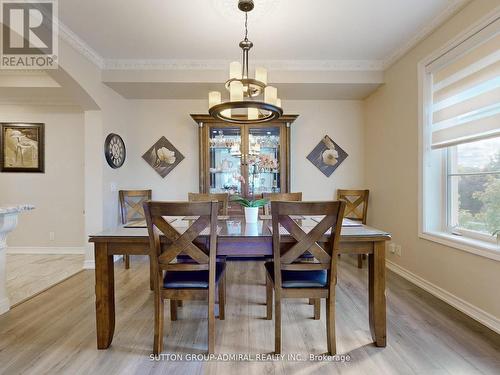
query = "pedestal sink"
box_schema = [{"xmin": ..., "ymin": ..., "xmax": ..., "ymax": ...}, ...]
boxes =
[{"xmin": 0, "ymin": 204, "xmax": 34, "ymax": 314}]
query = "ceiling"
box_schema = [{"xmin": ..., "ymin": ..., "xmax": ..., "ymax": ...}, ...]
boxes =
[
  {"xmin": 59, "ymin": 0, "xmax": 467, "ymax": 65},
  {"xmin": 1, "ymin": 1, "xmax": 469, "ymax": 103}
]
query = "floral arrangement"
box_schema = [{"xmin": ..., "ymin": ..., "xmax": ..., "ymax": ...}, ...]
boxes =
[
  {"xmin": 249, "ymin": 154, "xmax": 279, "ymax": 171},
  {"xmin": 234, "ymin": 174, "xmax": 246, "ymax": 184}
]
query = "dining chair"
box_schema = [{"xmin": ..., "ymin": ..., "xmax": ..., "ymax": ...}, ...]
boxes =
[
  {"xmin": 143, "ymin": 200, "xmax": 226, "ymax": 355},
  {"xmin": 265, "ymin": 200, "xmax": 345, "ymax": 354},
  {"xmin": 262, "ymin": 192, "xmax": 303, "ymax": 215},
  {"xmin": 119, "ymin": 189, "xmax": 152, "ymax": 269},
  {"xmin": 188, "ymin": 192, "xmax": 229, "ymax": 216},
  {"xmin": 337, "ymin": 189, "xmax": 369, "ymax": 268}
]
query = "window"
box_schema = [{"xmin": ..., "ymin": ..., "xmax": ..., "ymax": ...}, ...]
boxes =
[
  {"xmin": 447, "ymin": 137, "xmax": 500, "ymax": 241},
  {"xmin": 420, "ymin": 14, "xmax": 500, "ymax": 258}
]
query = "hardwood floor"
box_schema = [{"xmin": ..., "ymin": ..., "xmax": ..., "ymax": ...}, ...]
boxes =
[
  {"xmin": 0, "ymin": 256, "xmax": 498, "ymax": 375},
  {"xmin": 6, "ymin": 254, "xmax": 84, "ymax": 306}
]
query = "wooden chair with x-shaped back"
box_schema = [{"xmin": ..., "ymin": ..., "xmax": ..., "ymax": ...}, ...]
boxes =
[
  {"xmin": 188, "ymin": 192, "xmax": 229, "ymax": 216},
  {"xmin": 265, "ymin": 200, "xmax": 345, "ymax": 354},
  {"xmin": 262, "ymin": 192, "xmax": 303, "ymax": 215},
  {"xmin": 119, "ymin": 190, "xmax": 152, "ymax": 269},
  {"xmin": 143, "ymin": 200, "xmax": 226, "ymax": 354},
  {"xmin": 337, "ymin": 189, "xmax": 369, "ymax": 268}
]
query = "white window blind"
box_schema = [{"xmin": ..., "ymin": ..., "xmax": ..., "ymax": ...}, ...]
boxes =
[{"xmin": 429, "ymin": 17, "xmax": 500, "ymax": 149}]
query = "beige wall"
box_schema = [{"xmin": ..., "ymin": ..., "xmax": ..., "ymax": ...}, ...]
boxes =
[
  {"xmin": 287, "ymin": 100, "xmax": 365, "ymax": 199},
  {"xmin": 0, "ymin": 105, "xmax": 85, "ymax": 248},
  {"xmin": 120, "ymin": 99, "xmax": 365, "ymax": 201},
  {"xmin": 0, "ymin": 99, "xmax": 365, "ymax": 248},
  {"xmin": 364, "ymin": 0, "xmax": 500, "ymax": 319}
]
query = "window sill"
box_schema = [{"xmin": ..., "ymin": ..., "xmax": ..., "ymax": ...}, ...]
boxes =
[{"xmin": 420, "ymin": 231, "xmax": 500, "ymax": 261}]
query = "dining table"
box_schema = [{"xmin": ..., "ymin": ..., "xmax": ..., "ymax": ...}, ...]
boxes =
[{"xmin": 89, "ymin": 216, "xmax": 391, "ymax": 350}]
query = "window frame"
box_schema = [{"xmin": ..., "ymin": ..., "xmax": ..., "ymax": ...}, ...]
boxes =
[{"xmin": 418, "ymin": 9, "xmax": 500, "ymax": 261}]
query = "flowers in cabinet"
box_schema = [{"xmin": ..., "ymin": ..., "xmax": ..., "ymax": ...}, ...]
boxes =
[
  {"xmin": 234, "ymin": 174, "xmax": 246, "ymax": 184},
  {"xmin": 248, "ymin": 154, "xmax": 279, "ymax": 172}
]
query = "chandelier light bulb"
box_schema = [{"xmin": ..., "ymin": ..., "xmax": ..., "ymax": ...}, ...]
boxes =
[
  {"xmin": 248, "ymin": 107, "xmax": 259, "ymax": 120},
  {"xmin": 255, "ymin": 67, "xmax": 268, "ymax": 85},
  {"xmin": 208, "ymin": 91, "xmax": 221, "ymax": 109},
  {"xmin": 230, "ymin": 61, "xmax": 242, "ymax": 79},
  {"xmin": 265, "ymin": 86, "xmax": 277, "ymax": 105},
  {"xmin": 230, "ymin": 81, "xmax": 244, "ymax": 102}
]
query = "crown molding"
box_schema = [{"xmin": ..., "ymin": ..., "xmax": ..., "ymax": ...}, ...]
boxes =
[
  {"xmin": 58, "ymin": 22, "xmax": 105, "ymax": 69},
  {"xmin": 381, "ymin": 0, "xmax": 470, "ymax": 69},
  {"xmin": 57, "ymin": 0, "xmax": 470, "ymax": 74},
  {"xmin": 103, "ymin": 59, "xmax": 385, "ymax": 72}
]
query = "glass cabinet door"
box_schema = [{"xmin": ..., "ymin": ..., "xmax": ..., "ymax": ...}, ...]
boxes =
[
  {"xmin": 208, "ymin": 126, "xmax": 244, "ymax": 195},
  {"xmin": 246, "ymin": 126, "xmax": 281, "ymax": 197}
]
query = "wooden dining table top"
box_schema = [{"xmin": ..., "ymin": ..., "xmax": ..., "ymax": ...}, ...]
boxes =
[{"xmin": 89, "ymin": 216, "xmax": 391, "ymax": 242}]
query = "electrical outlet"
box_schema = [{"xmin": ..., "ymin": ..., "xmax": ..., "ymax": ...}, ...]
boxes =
[
  {"xmin": 395, "ymin": 245, "xmax": 402, "ymax": 256},
  {"xmin": 49, "ymin": 232, "xmax": 55, "ymax": 241},
  {"xmin": 110, "ymin": 182, "xmax": 117, "ymax": 192},
  {"xmin": 388, "ymin": 243, "xmax": 396, "ymax": 254}
]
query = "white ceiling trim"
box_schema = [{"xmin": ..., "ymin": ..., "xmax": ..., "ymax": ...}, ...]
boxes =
[
  {"xmin": 103, "ymin": 59, "xmax": 385, "ymax": 72},
  {"xmin": 59, "ymin": 22, "xmax": 105, "ymax": 69},
  {"xmin": 57, "ymin": 0, "xmax": 470, "ymax": 73},
  {"xmin": 382, "ymin": 0, "xmax": 470, "ymax": 69}
]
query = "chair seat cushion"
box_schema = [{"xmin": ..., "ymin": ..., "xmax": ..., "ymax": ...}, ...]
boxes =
[
  {"xmin": 265, "ymin": 261, "xmax": 327, "ymax": 288},
  {"xmin": 164, "ymin": 262, "xmax": 225, "ymax": 289}
]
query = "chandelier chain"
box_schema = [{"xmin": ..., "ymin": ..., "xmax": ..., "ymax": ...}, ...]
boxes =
[{"xmin": 244, "ymin": 11, "xmax": 248, "ymax": 40}]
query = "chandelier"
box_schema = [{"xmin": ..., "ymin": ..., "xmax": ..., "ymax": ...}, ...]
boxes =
[{"xmin": 208, "ymin": 0, "xmax": 283, "ymax": 124}]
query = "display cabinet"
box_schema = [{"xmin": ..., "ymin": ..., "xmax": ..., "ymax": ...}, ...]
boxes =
[{"xmin": 191, "ymin": 115, "xmax": 298, "ymax": 199}]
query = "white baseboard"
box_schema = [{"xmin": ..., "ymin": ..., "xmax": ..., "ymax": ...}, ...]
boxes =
[
  {"xmin": 7, "ymin": 247, "xmax": 85, "ymax": 255},
  {"xmin": 82, "ymin": 259, "xmax": 95, "ymax": 269},
  {"xmin": 386, "ymin": 260, "xmax": 500, "ymax": 334},
  {"xmin": 0, "ymin": 297, "xmax": 10, "ymax": 315}
]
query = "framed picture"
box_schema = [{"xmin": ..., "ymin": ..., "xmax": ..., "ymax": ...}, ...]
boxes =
[
  {"xmin": 0, "ymin": 123, "xmax": 45, "ymax": 173},
  {"xmin": 142, "ymin": 136, "xmax": 184, "ymax": 178},
  {"xmin": 306, "ymin": 135, "xmax": 348, "ymax": 177}
]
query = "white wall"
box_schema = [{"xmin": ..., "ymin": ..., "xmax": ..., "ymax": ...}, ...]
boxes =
[
  {"xmin": 0, "ymin": 105, "xmax": 85, "ymax": 248},
  {"xmin": 364, "ymin": 0, "xmax": 500, "ymax": 323},
  {"xmin": 120, "ymin": 99, "xmax": 366, "ymax": 200}
]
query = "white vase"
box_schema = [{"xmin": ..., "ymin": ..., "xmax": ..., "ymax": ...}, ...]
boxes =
[
  {"xmin": 244, "ymin": 207, "xmax": 259, "ymax": 223},
  {"xmin": 244, "ymin": 223, "xmax": 259, "ymax": 236}
]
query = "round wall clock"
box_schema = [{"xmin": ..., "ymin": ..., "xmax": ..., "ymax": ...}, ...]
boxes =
[{"xmin": 104, "ymin": 133, "xmax": 126, "ymax": 169}]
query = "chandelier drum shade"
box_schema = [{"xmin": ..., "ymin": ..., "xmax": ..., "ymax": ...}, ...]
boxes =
[{"xmin": 208, "ymin": 0, "xmax": 283, "ymax": 124}]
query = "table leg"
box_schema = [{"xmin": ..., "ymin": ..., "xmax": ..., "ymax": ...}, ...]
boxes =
[
  {"xmin": 368, "ymin": 241, "xmax": 387, "ymax": 347},
  {"xmin": 149, "ymin": 255, "xmax": 154, "ymax": 291},
  {"xmin": 94, "ymin": 243, "xmax": 115, "ymax": 349}
]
